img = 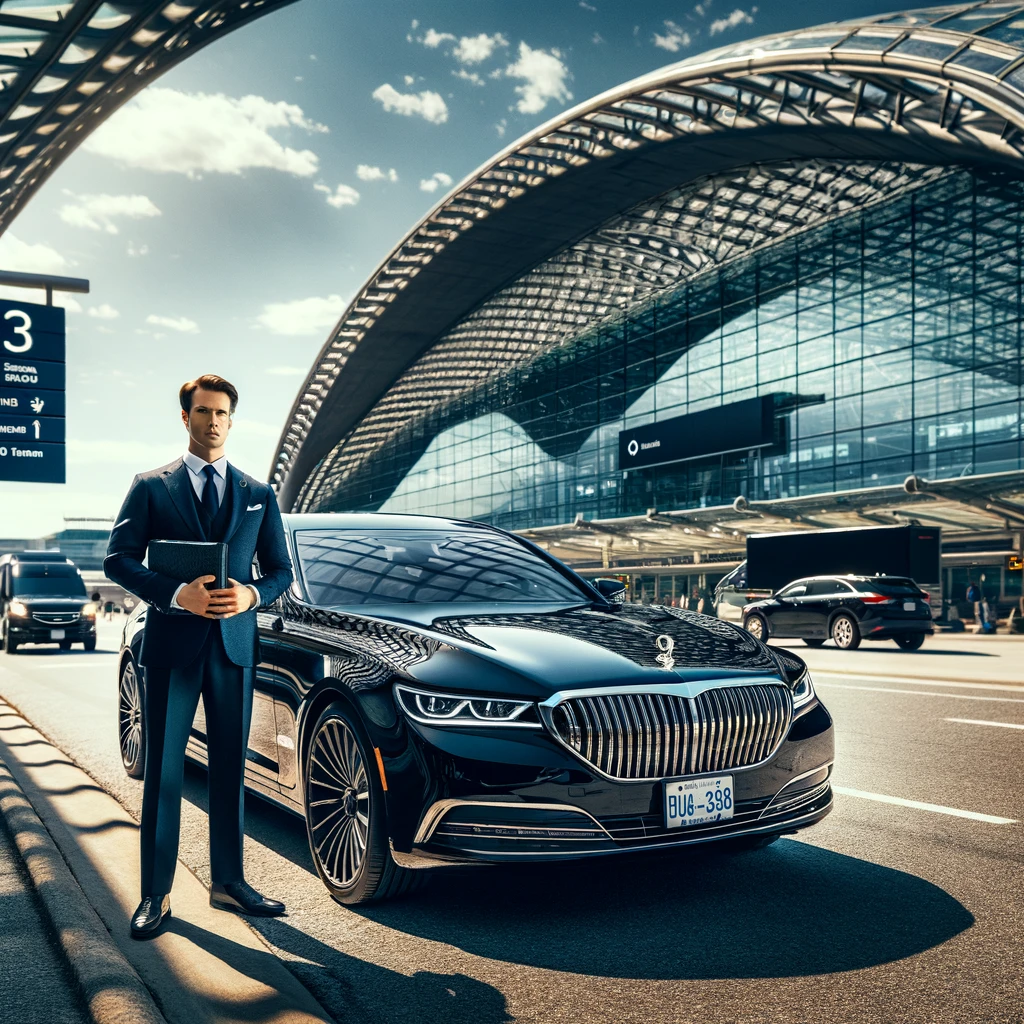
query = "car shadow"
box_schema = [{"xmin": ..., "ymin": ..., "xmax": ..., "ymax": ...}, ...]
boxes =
[
  {"xmin": 774, "ymin": 643, "xmax": 996, "ymax": 658},
  {"xmin": 345, "ymin": 839, "xmax": 973, "ymax": 980}
]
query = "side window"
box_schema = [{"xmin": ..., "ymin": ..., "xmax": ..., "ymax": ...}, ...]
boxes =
[{"xmin": 779, "ymin": 583, "xmax": 807, "ymax": 598}]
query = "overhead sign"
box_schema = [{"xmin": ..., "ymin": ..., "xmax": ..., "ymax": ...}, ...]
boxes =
[
  {"xmin": 0, "ymin": 298, "xmax": 65, "ymax": 484},
  {"xmin": 619, "ymin": 395, "xmax": 776, "ymax": 471}
]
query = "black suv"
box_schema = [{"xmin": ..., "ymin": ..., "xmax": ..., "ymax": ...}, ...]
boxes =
[
  {"xmin": 742, "ymin": 575, "xmax": 933, "ymax": 651},
  {"xmin": 0, "ymin": 552, "xmax": 98, "ymax": 653}
]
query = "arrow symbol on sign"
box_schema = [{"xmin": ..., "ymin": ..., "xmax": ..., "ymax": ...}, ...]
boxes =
[
  {"xmin": 32, "ymin": 419, "xmax": 40, "ymax": 440},
  {"xmin": 30, "ymin": 397, "xmax": 43, "ymax": 414}
]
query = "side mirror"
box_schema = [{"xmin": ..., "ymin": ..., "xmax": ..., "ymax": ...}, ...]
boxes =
[{"xmin": 594, "ymin": 578, "xmax": 627, "ymax": 604}]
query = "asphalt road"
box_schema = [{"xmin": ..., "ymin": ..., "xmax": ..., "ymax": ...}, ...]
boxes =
[{"xmin": 0, "ymin": 622, "xmax": 1021, "ymax": 1024}]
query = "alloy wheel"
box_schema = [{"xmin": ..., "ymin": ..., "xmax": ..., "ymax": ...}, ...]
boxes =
[
  {"xmin": 832, "ymin": 615, "xmax": 858, "ymax": 649},
  {"xmin": 746, "ymin": 615, "xmax": 766, "ymax": 640},
  {"xmin": 118, "ymin": 661, "xmax": 144, "ymax": 777},
  {"xmin": 308, "ymin": 717, "xmax": 370, "ymax": 889}
]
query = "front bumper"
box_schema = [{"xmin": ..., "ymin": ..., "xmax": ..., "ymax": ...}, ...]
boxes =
[
  {"xmin": 385, "ymin": 698, "xmax": 835, "ymax": 866},
  {"xmin": 8, "ymin": 621, "xmax": 96, "ymax": 644}
]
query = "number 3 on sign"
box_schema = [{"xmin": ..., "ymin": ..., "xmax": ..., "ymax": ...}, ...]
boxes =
[{"xmin": 3, "ymin": 309, "xmax": 33, "ymax": 353}]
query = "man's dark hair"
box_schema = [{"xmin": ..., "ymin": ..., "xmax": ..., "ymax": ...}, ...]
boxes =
[{"xmin": 179, "ymin": 374, "xmax": 238, "ymax": 415}]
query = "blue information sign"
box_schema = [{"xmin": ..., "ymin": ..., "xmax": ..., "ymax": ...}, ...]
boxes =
[{"xmin": 0, "ymin": 298, "xmax": 65, "ymax": 484}]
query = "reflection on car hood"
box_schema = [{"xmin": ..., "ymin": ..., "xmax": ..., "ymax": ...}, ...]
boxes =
[
  {"xmin": 10, "ymin": 596, "xmax": 88, "ymax": 610},
  {"xmin": 431, "ymin": 604, "xmax": 783, "ymax": 680}
]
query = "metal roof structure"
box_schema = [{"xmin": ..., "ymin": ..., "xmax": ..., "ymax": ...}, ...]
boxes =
[
  {"xmin": 275, "ymin": 0, "xmax": 1024, "ymax": 514},
  {"xmin": 516, "ymin": 471, "xmax": 1024, "ymax": 572},
  {"xmin": 0, "ymin": 0, "xmax": 298, "ymax": 235}
]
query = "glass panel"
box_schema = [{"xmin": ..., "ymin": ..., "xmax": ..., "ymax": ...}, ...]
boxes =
[
  {"xmin": 949, "ymin": 44, "xmax": 1017, "ymax": 75},
  {"xmin": 890, "ymin": 35, "xmax": 961, "ymax": 60}
]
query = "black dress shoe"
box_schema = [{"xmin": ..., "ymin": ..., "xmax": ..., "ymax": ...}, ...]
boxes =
[
  {"xmin": 210, "ymin": 880, "xmax": 286, "ymax": 917},
  {"xmin": 130, "ymin": 894, "xmax": 171, "ymax": 939}
]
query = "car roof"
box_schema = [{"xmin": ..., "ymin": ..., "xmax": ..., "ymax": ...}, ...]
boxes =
[
  {"xmin": 1, "ymin": 550, "xmax": 71, "ymax": 564},
  {"xmin": 783, "ymin": 574, "xmax": 913, "ymax": 584},
  {"xmin": 282, "ymin": 512, "xmax": 503, "ymax": 533}
]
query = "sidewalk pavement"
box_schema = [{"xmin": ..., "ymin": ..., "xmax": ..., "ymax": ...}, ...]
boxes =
[{"xmin": 0, "ymin": 698, "xmax": 337, "ymax": 1024}]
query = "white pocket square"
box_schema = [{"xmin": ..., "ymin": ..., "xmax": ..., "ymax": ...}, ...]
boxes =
[{"xmin": 246, "ymin": 503, "xmax": 263, "ymax": 511}]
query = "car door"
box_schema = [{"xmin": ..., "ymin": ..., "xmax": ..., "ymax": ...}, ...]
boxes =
[
  {"xmin": 770, "ymin": 583, "xmax": 808, "ymax": 635},
  {"xmin": 799, "ymin": 580, "xmax": 836, "ymax": 637}
]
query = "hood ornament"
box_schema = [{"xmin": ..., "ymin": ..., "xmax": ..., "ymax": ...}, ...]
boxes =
[{"xmin": 655, "ymin": 634, "xmax": 676, "ymax": 670}]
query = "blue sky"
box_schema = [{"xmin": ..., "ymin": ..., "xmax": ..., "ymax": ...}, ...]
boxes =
[{"xmin": 0, "ymin": 0, "xmax": 905, "ymax": 538}]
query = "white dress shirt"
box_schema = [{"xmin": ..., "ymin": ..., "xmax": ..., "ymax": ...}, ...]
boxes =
[{"xmin": 170, "ymin": 451, "xmax": 260, "ymax": 611}]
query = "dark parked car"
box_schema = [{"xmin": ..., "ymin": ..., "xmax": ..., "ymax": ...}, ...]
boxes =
[
  {"xmin": 0, "ymin": 552, "xmax": 98, "ymax": 653},
  {"xmin": 742, "ymin": 575, "xmax": 933, "ymax": 651},
  {"xmin": 117, "ymin": 513, "xmax": 834, "ymax": 904}
]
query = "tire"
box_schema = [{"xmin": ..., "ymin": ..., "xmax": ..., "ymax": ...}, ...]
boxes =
[
  {"xmin": 2, "ymin": 620, "xmax": 18, "ymax": 654},
  {"xmin": 59, "ymin": 640, "xmax": 72, "ymax": 651},
  {"xmin": 894, "ymin": 633, "xmax": 926, "ymax": 651},
  {"xmin": 83, "ymin": 637, "xmax": 97, "ymax": 652},
  {"xmin": 304, "ymin": 701, "xmax": 424, "ymax": 905},
  {"xmin": 118, "ymin": 659, "xmax": 146, "ymax": 779},
  {"xmin": 831, "ymin": 613, "xmax": 861, "ymax": 650},
  {"xmin": 803, "ymin": 638, "xmax": 826, "ymax": 648},
  {"xmin": 745, "ymin": 614, "xmax": 768, "ymax": 641}
]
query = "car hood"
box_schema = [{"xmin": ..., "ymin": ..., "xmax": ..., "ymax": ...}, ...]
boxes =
[{"xmin": 10, "ymin": 596, "xmax": 89, "ymax": 612}]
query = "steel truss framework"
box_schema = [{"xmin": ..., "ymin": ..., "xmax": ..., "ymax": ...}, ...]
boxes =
[
  {"xmin": 0, "ymin": 0, "xmax": 297, "ymax": 235},
  {"xmin": 277, "ymin": 0, "xmax": 1024, "ymax": 513}
]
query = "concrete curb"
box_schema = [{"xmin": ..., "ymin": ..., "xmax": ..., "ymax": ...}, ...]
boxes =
[{"xmin": 0, "ymin": 756, "xmax": 167, "ymax": 1024}]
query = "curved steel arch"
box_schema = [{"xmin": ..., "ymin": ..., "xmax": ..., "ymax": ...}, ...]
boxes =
[
  {"xmin": 0, "ymin": 0, "xmax": 299, "ymax": 234},
  {"xmin": 275, "ymin": 0, "xmax": 1024, "ymax": 511}
]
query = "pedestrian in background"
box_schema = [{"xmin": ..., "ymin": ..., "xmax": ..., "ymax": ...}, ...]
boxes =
[{"xmin": 966, "ymin": 580, "xmax": 985, "ymax": 630}]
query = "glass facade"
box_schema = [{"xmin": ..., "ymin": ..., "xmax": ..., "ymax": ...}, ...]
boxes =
[{"xmin": 321, "ymin": 167, "xmax": 1024, "ymax": 532}]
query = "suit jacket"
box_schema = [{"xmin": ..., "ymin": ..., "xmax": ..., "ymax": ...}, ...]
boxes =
[{"xmin": 104, "ymin": 458, "xmax": 293, "ymax": 668}]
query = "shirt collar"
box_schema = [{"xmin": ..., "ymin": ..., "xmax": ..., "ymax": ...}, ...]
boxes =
[{"xmin": 183, "ymin": 450, "xmax": 228, "ymax": 478}]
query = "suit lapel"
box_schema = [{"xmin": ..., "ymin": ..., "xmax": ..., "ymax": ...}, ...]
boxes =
[
  {"xmin": 223, "ymin": 463, "xmax": 248, "ymax": 543},
  {"xmin": 160, "ymin": 459, "xmax": 205, "ymax": 540}
]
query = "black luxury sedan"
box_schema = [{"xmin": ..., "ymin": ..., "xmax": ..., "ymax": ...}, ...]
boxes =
[
  {"xmin": 742, "ymin": 575, "xmax": 933, "ymax": 651},
  {"xmin": 117, "ymin": 513, "xmax": 834, "ymax": 904},
  {"xmin": 1, "ymin": 552, "xmax": 98, "ymax": 653}
]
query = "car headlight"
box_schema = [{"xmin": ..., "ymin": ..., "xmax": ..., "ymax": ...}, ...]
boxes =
[
  {"xmin": 394, "ymin": 684, "xmax": 541, "ymax": 728},
  {"xmin": 792, "ymin": 669, "xmax": 815, "ymax": 709},
  {"xmin": 8, "ymin": 601, "xmax": 28, "ymax": 617},
  {"xmin": 81, "ymin": 603, "xmax": 98, "ymax": 618}
]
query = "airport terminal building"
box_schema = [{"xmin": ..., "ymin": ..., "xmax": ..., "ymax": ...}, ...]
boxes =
[{"xmin": 273, "ymin": 2, "xmax": 1024, "ymax": 606}]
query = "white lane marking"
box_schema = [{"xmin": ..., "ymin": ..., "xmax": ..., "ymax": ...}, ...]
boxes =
[
  {"xmin": 816, "ymin": 682, "xmax": 1024, "ymax": 704},
  {"xmin": 945, "ymin": 717, "xmax": 1024, "ymax": 731},
  {"xmin": 814, "ymin": 671, "xmax": 1024, "ymax": 694},
  {"xmin": 832, "ymin": 786, "xmax": 1017, "ymax": 825}
]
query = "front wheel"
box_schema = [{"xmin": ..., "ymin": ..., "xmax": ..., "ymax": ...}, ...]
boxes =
[
  {"xmin": 59, "ymin": 640, "xmax": 72, "ymax": 651},
  {"xmin": 2, "ymin": 619, "xmax": 18, "ymax": 654},
  {"xmin": 894, "ymin": 633, "xmax": 926, "ymax": 651},
  {"xmin": 745, "ymin": 614, "xmax": 768, "ymax": 641},
  {"xmin": 118, "ymin": 659, "xmax": 146, "ymax": 779},
  {"xmin": 304, "ymin": 702, "xmax": 423, "ymax": 905},
  {"xmin": 83, "ymin": 637, "xmax": 97, "ymax": 652},
  {"xmin": 831, "ymin": 613, "xmax": 861, "ymax": 650}
]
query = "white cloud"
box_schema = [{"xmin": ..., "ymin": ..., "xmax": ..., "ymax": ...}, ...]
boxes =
[
  {"xmin": 710, "ymin": 7, "xmax": 756, "ymax": 35},
  {"xmin": 264, "ymin": 366, "xmax": 308, "ymax": 376},
  {"xmin": 87, "ymin": 304, "xmax": 120, "ymax": 320},
  {"xmin": 653, "ymin": 20, "xmax": 693, "ymax": 51},
  {"xmin": 314, "ymin": 182, "xmax": 360, "ymax": 208},
  {"xmin": 454, "ymin": 69, "xmax": 485, "ymax": 86},
  {"xmin": 495, "ymin": 118, "xmax": 508, "ymax": 137},
  {"xmin": 453, "ymin": 32, "xmax": 508, "ymax": 64},
  {"xmin": 404, "ymin": 74, "xmax": 416, "ymax": 86},
  {"xmin": 422, "ymin": 28, "xmax": 455, "ymax": 47},
  {"xmin": 127, "ymin": 242, "xmax": 149, "ymax": 257},
  {"xmin": 372, "ymin": 83, "xmax": 449, "ymax": 124},
  {"xmin": 505, "ymin": 43, "xmax": 572, "ymax": 114},
  {"xmin": 592, "ymin": 32, "xmax": 605, "ymax": 44},
  {"xmin": 255, "ymin": 294, "xmax": 348, "ymax": 336},
  {"xmin": 580, "ymin": 0, "xmax": 597, "ymax": 9},
  {"xmin": 0, "ymin": 234, "xmax": 81, "ymax": 312},
  {"xmin": 419, "ymin": 171, "xmax": 453, "ymax": 193},
  {"xmin": 58, "ymin": 192, "xmax": 160, "ymax": 234},
  {"xmin": 356, "ymin": 164, "xmax": 398, "ymax": 182},
  {"xmin": 146, "ymin": 314, "xmax": 198, "ymax": 333},
  {"xmin": 84, "ymin": 87, "xmax": 327, "ymax": 177}
]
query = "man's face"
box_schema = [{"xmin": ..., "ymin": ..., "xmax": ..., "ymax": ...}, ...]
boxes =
[{"xmin": 182, "ymin": 387, "xmax": 233, "ymax": 454}]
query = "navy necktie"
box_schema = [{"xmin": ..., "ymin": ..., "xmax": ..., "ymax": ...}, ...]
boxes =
[{"xmin": 202, "ymin": 464, "xmax": 220, "ymax": 518}]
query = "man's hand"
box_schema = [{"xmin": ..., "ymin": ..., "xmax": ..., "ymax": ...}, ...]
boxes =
[
  {"xmin": 176, "ymin": 575, "xmax": 218, "ymax": 617},
  {"xmin": 205, "ymin": 578, "xmax": 256, "ymax": 620}
]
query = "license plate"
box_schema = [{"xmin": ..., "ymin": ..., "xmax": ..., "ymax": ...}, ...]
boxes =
[
  {"xmin": 51, "ymin": 629, "xmax": 65, "ymax": 639},
  {"xmin": 903, "ymin": 601, "xmax": 916, "ymax": 611},
  {"xmin": 665, "ymin": 774, "xmax": 734, "ymax": 829}
]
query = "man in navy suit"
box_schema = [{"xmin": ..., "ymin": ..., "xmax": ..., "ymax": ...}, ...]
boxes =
[{"xmin": 105, "ymin": 374, "xmax": 293, "ymax": 939}]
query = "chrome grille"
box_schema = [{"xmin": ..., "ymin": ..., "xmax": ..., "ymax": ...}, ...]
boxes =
[
  {"xmin": 550, "ymin": 684, "xmax": 792, "ymax": 781},
  {"xmin": 32, "ymin": 613, "xmax": 79, "ymax": 625}
]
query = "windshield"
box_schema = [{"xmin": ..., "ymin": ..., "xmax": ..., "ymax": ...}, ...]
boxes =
[
  {"xmin": 296, "ymin": 528, "xmax": 587, "ymax": 608},
  {"xmin": 12, "ymin": 574, "xmax": 87, "ymax": 598}
]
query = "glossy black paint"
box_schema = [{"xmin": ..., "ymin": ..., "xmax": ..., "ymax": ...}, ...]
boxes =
[
  {"xmin": 742, "ymin": 574, "xmax": 933, "ymax": 643},
  {"xmin": 118, "ymin": 513, "xmax": 835, "ymax": 886}
]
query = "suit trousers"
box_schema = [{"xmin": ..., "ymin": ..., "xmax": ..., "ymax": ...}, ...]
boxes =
[{"xmin": 139, "ymin": 628, "xmax": 253, "ymax": 896}]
